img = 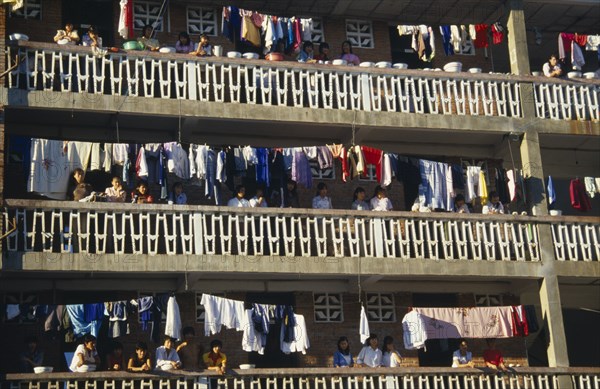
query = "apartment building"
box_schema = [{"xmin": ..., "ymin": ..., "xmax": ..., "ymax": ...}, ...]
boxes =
[{"xmin": 0, "ymin": 0, "xmax": 599, "ymax": 386}]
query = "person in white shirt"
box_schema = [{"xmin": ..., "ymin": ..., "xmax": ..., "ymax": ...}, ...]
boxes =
[
  {"xmin": 227, "ymin": 185, "xmax": 250, "ymax": 207},
  {"xmin": 381, "ymin": 336, "xmax": 403, "ymax": 367},
  {"xmin": 70, "ymin": 334, "xmax": 100, "ymax": 372},
  {"xmin": 249, "ymin": 186, "xmax": 268, "ymax": 208},
  {"xmin": 482, "ymin": 191, "xmax": 505, "ymax": 215},
  {"xmin": 312, "ymin": 182, "xmax": 333, "ymax": 209},
  {"xmin": 356, "ymin": 334, "xmax": 382, "ymax": 367},
  {"xmin": 105, "ymin": 176, "xmax": 126, "ymax": 203},
  {"xmin": 542, "ymin": 54, "xmax": 563, "ymax": 78},
  {"xmin": 156, "ymin": 336, "xmax": 181, "ymax": 370},
  {"xmin": 351, "ymin": 187, "xmax": 370, "ymax": 210},
  {"xmin": 370, "ymin": 186, "xmax": 393, "ymax": 211},
  {"xmin": 452, "ymin": 339, "xmax": 474, "ymax": 368}
]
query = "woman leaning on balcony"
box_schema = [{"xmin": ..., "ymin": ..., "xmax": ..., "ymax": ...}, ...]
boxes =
[
  {"xmin": 138, "ymin": 25, "xmax": 160, "ymax": 51},
  {"xmin": 54, "ymin": 23, "xmax": 79, "ymax": 45},
  {"xmin": 339, "ymin": 40, "xmax": 360, "ymax": 66}
]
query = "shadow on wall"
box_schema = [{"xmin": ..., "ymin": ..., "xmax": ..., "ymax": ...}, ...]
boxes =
[{"xmin": 551, "ymin": 178, "xmax": 600, "ymax": 217}]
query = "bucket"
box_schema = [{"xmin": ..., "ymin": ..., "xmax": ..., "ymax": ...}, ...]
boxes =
[{"xmin": 214, "ymin": 45, "xmax": 223, "ymax": 57}]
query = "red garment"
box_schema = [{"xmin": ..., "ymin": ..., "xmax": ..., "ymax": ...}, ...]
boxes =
[
  {"xmin": 510, "ymin": 306, "xmax": 529, "ymax": 337},
  {"xmin": 559, "ymin": 33, "xmax": 576, "ymax": 59},
  {"xmin": 361, "ymin": 146, "xmax": 383, "ymax": 182},
  {"xmin": 292, "ymin": 19, "xmax": 302, "ymax": 52},
  {"xmin": 570, "ymin": 178, "xmax": 592, "ymax": 211},
  {"xmin": 483, "ymin": 349, "xmax": 504, "ymax": 366},
  {"xmin": 125, "ymin": 0, "xmax": 134, "ymax": 40},
  {"xmin": 574, "ymin": 33, "xmax": 587, "ymax": 47},
  {"xmin": 474, "ymin": 24, "xmax": 489, "ymax": 48},
  {"xmin": 491, "ymin": 23, "xmax": 504, "ymax": 45}
]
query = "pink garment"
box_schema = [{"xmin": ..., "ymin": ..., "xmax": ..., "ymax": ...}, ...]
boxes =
[
  {"xmin": 413, "ymin": 307, "xmax": 513, "ymax": 339},
  {"xmin": 293, "ymin": 19, "xmax": 302, "ymax": 52}
]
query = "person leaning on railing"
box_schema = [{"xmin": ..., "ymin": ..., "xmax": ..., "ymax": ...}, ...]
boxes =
[
  {"xmin": 53, "ymin": 23, "xmax": 79, "ymax": 45},
  {"xmin": 203, "ymin": 339, "xmax": 227, "ymax": 375},
  {"xmin": 451, "ymin": 339, "xmax": 475, "ymax": 368},
  {"xmin": 356, "ymin": 334, "xmax": 382, "ymax": 367},
  {"xmin": 190, "ymin": 34, "xmax": 213, "ymax": 57},
  {"xmin": 333, "ymin": 336, "xmax": 354, "ymax": 367},
  {"xmin": 127, "ymin": 342, "xmax": 152, "ymax": 372},
  {"xmin": 483, "ymin": 338, "xmax": 509, "ymax": 373},
  {"xmin": 542, "ymin": 54, "xmax": 564, "ymax": 78},
  {"xmin": 138, "ymin": 25, "xmax": 160, "ymax": 51}
]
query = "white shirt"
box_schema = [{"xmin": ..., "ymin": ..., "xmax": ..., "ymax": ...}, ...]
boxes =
[
  {"xmin": 356, "ymin": 346, "xmax": 382, "ymax": 367},
  {"xmin": 382, "ymin": 350, "xmax": 402, "ymax": 367},
  {"xmin": 542, "ymin": 62, "xmax": 562, "ymax": 77},
  {"xmin": 155, "ymin": 346, "xmax": 180, "ymax": 369},
  {"xmin": 249, "ymin": 196, "xmax": 268, "ymax": 207},
  {"xmin": 165, "ymin": 296, "xmax": 181, "ymax": 341},
  {"xmin": 312, "ymin": 196, "xmax": 332, "ymax": 209},
  {"xmin": 69, "ymin": 344, "xmax": 98, "ymax": 372},
  {"xmin": 452, "ymin": 350, "xmax": 472, "ymax": 367},
  {"xmin": 281, "ymin": 314, "xmax": 310, "ymax": 354},
  {"xmin": 370, "ymin": 197, "xmax": 393, "ymax": 211},
  {"xmin": 228, "ymin": 197, "xmax": 250, "ymax": 207},
  {"xmin": 482, "ymin": 201, "xmax": 504, "ymax": 214}
]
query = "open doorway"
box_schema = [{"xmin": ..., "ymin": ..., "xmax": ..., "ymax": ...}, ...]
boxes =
[
  {"xmin": 388, "ymin": 26, "xmax": 431, "ymax": 69},
  {"xmin": 412, "ymin": 293, "xmax": 460, "ymax": 367},
  {"xmin": 62, "ymin": 0, "xmax": 114, "ymax": 47},
  {"xmin": 245, "ymin": 293, "xmax": 299, "ymax": 368}
]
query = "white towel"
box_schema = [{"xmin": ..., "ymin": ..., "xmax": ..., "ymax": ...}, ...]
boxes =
[
  {"xmin": 360, "ymin": 305, "xmax": 370, "ymax": 344},
  {"xmin": 165, "ymin": 296, "xmax": 181, "ymax": 341}
]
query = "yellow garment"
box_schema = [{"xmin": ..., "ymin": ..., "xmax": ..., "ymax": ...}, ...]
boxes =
[
  {"xmin": 478, "ymin": 171, "xmax": 488, "ymax": 205},
  {"xmin": 242, "ymin": 16, "xmax": 261, "ymax": 47}
]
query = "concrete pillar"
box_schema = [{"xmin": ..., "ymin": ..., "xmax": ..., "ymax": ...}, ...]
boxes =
[
  {"xmin": 506, "ymin": 0, "xmax": 531, "ymax": 76},
  {"xmin": 519, "ymin": 130, "xmax": 548, "ymax": 216},
  {"xmin": 539, "ymin": 274, "xmax": 570, "ymax": 368}
]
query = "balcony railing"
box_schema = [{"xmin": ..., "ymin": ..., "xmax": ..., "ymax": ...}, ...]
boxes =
[
  {"xmin": 5, "ymin": 41, "xmax": 597, "ymax": 122},
  {"xmin": 3, "ymin": 367, "xmax": 600, "ymax": 389},
  {"xmin": 0, "ymin": 199, "xmax": 553, "ymax": 262}
]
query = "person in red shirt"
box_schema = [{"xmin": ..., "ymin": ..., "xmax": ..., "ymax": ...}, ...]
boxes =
[{"xmin": 483, "ymin": 338, "xmax": 508, "ymax": 372}]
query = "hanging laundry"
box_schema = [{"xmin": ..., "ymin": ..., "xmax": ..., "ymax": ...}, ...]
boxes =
[
  {"xmin": 66, "ymin": 304, "xmax": 102, "ymax": 338},
  {"xmin": 571, "ymin": 40, "xmax": 585, "ymax": 70},
  {"xmin": 347, "ymin": 146, "xmax": 365, "ymax": 179},
  {"xmin": 164, "ymin": 143, "xmax": 189, "ymax": 179},
  {"xmin": 280, "ymin": 314, "xmax": 310, "ymax": 354},
  {"xmin": 439, "ymin": 26, "xmax": 454, "ymax": 55},
  {"xmin": 301, "ymin": 18, "xmax": 313, "ymax": 41},
  {"xmin": 362, "ymin": 146, "xmax": 383, "ymax": 182},
  {"xmin": 27, "ymin": 138, "xmax": 71, "ymax": 200},
  {"xmin": 511, "ymin": 305, "xmax": 529, "ymax": 337},
  {"xmin": 491, "ymin": 23, "xmax": 504, "ymax": 44},
  {"xmin": 360, "ymin": 305, "xmax": 370, "ymax": 344},
  {"xmin": 478, "ymin": 170, "xmax": 488, "ymax": 205},
  {"xmin": 241, "ymin": 11, "xmax": 261, "ymax": 47},
  {"xmin": 380, "ymin": 154, "xmax": 393, "ymax": 187},
  {"xmin": 584, "ymin": 177, "xmax": 597, "ymax": 198},
  {"xmin": 570, "ymin": 178, "xmax": 592, "ymax": 211},
  {"xmin": 547, "ymin": 176, "xmax": 556, "ymax": 206},
  {"xmin": 292, "ymin": 148, "xmax": 312, "ymax": 188},
  {"xmin": 420, "ymin": 25, "xmax": 435, "ymax": 62},
  {"xmin": 402, "ymin": 310, "xmax": 428, "ymax": 350},
  {"xmin": 465, "ymin": 166, "xmax": 481, "ymax": 203},
  {"xmin": 165, "ymin": 295, "xmax": 182, "ymax": 341},
  {"xmin": 106, "ymin": 301, "xmax": 130, "ymax": 338},
  {"xmin": 135, "ymin": 146, "xmax": 148, "ymax": 180},
  {"xmin": 256, "ymin": 148, "xmax": 270, "ymax": 187},
  {"xmin": 450, "ymin": 25, "xmax": 462, "ymax": 52},
  {"xmin": 118, "ymin": 0, "xmax": 134, "ymax": 40},
  {"xmin": 474, "ymin": 24, "xmax": 489, "ymax": 48},
  {"xmin": 585, "ymin": 35, "xmax": 600, "ymax": 51},
  {"xmin": 397, "ymin": 25, "xmax": 419, "ymax": 36},
  {"xmin": 316, "ymin": 146, "xmax": 333, "ymax": 170}
]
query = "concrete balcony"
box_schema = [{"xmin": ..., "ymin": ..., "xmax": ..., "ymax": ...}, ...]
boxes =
[
  {"xmin": 3, "ymin": 367, "xmax": 600, "ymax": 389},
  {"xmin": 2, "ymin": 42, "xmax": 599, "ymax": 149},
  {"xmin": 2, "ymin": 200, "xmax": 599, "ymax": 280}
]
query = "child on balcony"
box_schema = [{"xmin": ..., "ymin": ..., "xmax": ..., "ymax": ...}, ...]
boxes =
[
  {"xmin": 82, "ymin": 26, "xmax": 102, "ymax": 48},
  {"xmin": 138, "ymin": 25, "xmax": 160, "ymax": 51},
  {"xmin": 169, "ymin": 182, "xmax": 187, "ymax": 204},
  {"xmin": 351, "ymin": 187, "xmax": 370, "ymax": 210},
  {"xmin": 132, "ymin": 182, "xmax": 154, "ymax": 204},
  {"xmin": 453, "ymin": 194, "xmax": 470, "ymax": 213},
  {"xmin": 203, "ymin": 339, "xmax": 227, "ymax": 375},
  {"xmin": 156, "ymin": 336, "xmax": 181, "ymax": 370},
  {"xmin": 127, "ymin": 342, "xmax": 152, "ymax": 372},
  {"xmin": 333, "ymin": 336, "xmax": 354, "ymax": 367},
  {"xmin": 228, "ymin": 185, "xmax": 250, "ymax": 207},
  {"xmin": 175, "ymin": 32, "xmax": 194, "ymax": 54},
  {"xmin": 482, "ymin": 191, "xmax": 504, "ymax": 214},
  {"xmin": 370, "ymin": 186, "xmax": 393, "ymax": 211},
  {"xmin": 339, "ymin": 40, "xmax": 360, "ymax": 66},
  {"xmin": 105, "ymin": 176, "xmax": 126, "ymax": 202},
  {"xmin": 312, "ymin": 182, "xmax": 333, "ymax": 209},
  {"xmin": 249, "ymin": 186, "xmax": 268, "ymax": 207},
  {"xmin": 191, "ymin": 34, "xmax": 212, "ymax": 57}
]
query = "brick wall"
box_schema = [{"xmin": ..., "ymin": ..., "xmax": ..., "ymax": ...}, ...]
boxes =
[
  {"xmin": 7, "ymin": 0, "xmax": 62, "ymax": 44},
  {"xmin": 1, "ymin": 5, "xmax": 6, "ymax": 76}
]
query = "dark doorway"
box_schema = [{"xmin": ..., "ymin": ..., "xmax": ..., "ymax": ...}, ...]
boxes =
[
  {"xmin": 62, "ymin": 0, "xmax": 114, "ymax": 47},
  {"xmin": 412, "ymin": 293, "xmax": 460, "ymax": 367},
  {"xmin": 245, "ymin": 293, "xmax": 298, "ymax": 368},
  {"xmin": 388, "ymin": 27, "xmax": 432, "ymax": 69}
]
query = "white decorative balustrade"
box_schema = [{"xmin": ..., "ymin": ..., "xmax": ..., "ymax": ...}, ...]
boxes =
[
  {"xmin": 2, "ymin": 200, "xmax": 543, "ymax": 262},
  {"xmin": 534, "ymin": 81, "xmax": 600, "ymax": 121},
  {"xmin": 3, "ymin": 42, "xmax": 530, "ymax": 118},
  {"xmin": 551, "ymin": 220, "xmax": 600, "ymax": 262},
  {"xmin": 3, "ymin": 367, "xmax": 600, "ymax": 389}
]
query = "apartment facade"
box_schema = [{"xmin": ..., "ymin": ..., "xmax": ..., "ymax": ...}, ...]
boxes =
[{"xmin": 0, "ymin": 0, "xmax": 599, "ymax": 382}]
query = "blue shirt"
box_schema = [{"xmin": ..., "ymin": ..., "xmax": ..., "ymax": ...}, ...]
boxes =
[{"xmin": 333, "ymin": 351, "xmax": 353, "ymax": 367}]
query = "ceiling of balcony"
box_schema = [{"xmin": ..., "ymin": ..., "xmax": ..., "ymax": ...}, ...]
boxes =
[{"xmin": 179, "ymin": 0, "xmax": 600, "ymax": 34}]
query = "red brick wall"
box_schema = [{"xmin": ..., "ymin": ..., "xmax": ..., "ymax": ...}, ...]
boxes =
[
  {"xmin": 6, "ymin": 0, "xmax": 62, "ymax": 44},
  {"xmin": 1, "ymin": 5, "xmax": 6, "ymax": 76}
]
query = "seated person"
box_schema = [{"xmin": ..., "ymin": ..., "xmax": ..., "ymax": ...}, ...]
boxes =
[
  {"xmin": 351, "ymin": 187, "xmax": 370, "ymax": 210},
  {"xmin": 128, "ymin": 342, "xmax": 152, "ymax": 372},
  {"xmin": 228, "ymin": 185, "xmax": 249, "ymax": 207},
  {"xmin": 297, "ymin": 41, "xmax": 315, "ymax": 63},
  {"xmin": 483, "ymin": 338, "xmax": 509, "ymax": 372},
  {"xmin": 54, "ymin": 23, "xmax": 79, "ymax": 45},
  {"xmin": 82, "ymin": 26, "xmax": 102, "ymax": 48},
  {"xmin": 138, "ymin": 25, "xmax": 160, "ymax": 51},
  {"xmin": 356, "ymin": 334, "xmax": 382, "ymax": 367},
  {"xmin": 314, "ymin": 42, "xmax": 332, "ymax": 62},
  {"xmin": 132, "ymin": 182, "xmax": 154, "ymax": 204},
  {"xmin": 191, "ymin": 34, "xmax": 212, "ymax": 57},
  {"xmin": 176, "ymin": 327, "xmax": 203, "ymax": 370},
  {"xmin": 170, "ymin": 182, "xmax": 187, "ymax": 204},
  {"xmin": 381, "ymin": 336, "xmax": 403, "ymax": 367},
  {"xmin": 333, "ymin": 336, "xmax": 354, "ymax": 368},
  {"xmin": 203, "ymin": 339, "xmax": 226, "ymax": 375},
  {"xmin": 156, "ymin": 336, "xmax": 181, "ymax": 370},
  {"xmin": 340, "ymin": 40, "xmax": 360, "ymax": 66},
  {"xmin": 175, "ymin": 31, "xmax": 194, "ymax": 54},
  {"xmin": 542, "ymin": 54, "xmax": 563, "ymax": 78},
  {"xmin": 452, "ymin": 339, "xmax": 474, "ymax": 368},
  {"xmin": 454, "ymin": 194, "xmax": 470, "ymax": 213},
  {"xmin": 370, "ymin": 186, "xmax": 393, "ymax": 211},
  {"xmin": 105, "ymin": 176, "xmax": 126, "ymax": 202},
  {"xmin": 106, "ymin": 342, "xmax": 125, "ymax": 371},
  {"xmin": 20, "ymin": 336, "xmax": 44, "ymax": 373},
  {"xmin": 70, "ymin": 334, "xmax": 100, "ymax": 372},
  {"xmin": 482, "ymin": 191, "xmax": 504, "ymax": 214},
  {"xmin": 312, "ymin": 182, "xmax": 333, "ymax": 209},
  {"xmin": 249, "ymin": 186, "xmax": 268, "ymax": 208},
  {"xmin": 70, "ymin": 168, "xmax": 93, "ymax": 201}
]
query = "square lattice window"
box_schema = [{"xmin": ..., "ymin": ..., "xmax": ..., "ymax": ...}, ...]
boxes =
[
  {"xmin": 310, "ymin": 160, "xmax": 335, "ymax": 180},
  {"xmin": 345, "ymin": 20, "xmax": 374, "ymax": 49},
  {"xmin": 475, "ymin": 294, "xmax": 503, "ymax": 307},
  {"xmin": 11, "ymin": 0, "xmax": 42, "ymax": 20},
  {"xmin": 358, "ymin": 164, "xmax": 377, "ymax": 182},
  {"xmin": 311, "ymin": 18, "xmax": 325, "ymax": 43},
  {"xmin": 314, "ymin": 293, "xmax": 343, "ymax": 322},
  {"xmin": 133, "ymin": 0, "xmax": 168, "ymax": 32},
  {"xmin": 187, "ymin": 7, "xmax": 218, "ymax": 36},
  {"xmin": 366, "ymin": 293, "xmax": 395, "ymax": 322}
]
